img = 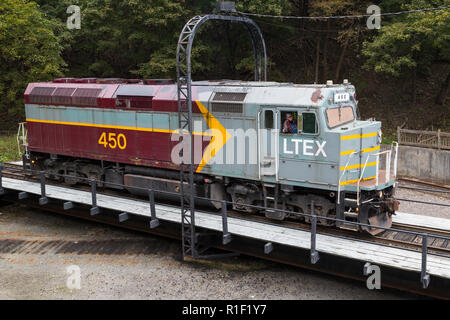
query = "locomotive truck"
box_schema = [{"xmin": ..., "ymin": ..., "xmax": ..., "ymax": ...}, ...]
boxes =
[{"xmin": 21, "ymin": 77, "xmax": 399, "ymax": 235}]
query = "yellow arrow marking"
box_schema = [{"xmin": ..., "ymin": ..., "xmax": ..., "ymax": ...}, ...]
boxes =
[{"xmin": 195, "ymin": 100, "xmax": 231, "ymax": 173}]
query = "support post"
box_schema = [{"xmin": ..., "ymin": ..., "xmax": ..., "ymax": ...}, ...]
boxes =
[
  {"xmin": 119, "ymin": 212, "xmax": 129, "ymax": 223},
  {"xmin": 39, "ymin": 171, "xmax": 48, "ymax": 205},
  {"xmin": 264, "ymin": 242, "xmax": 273, "ymax": 255},
  {"xmin": 149, "ymin": 189, "xmax": 159, "ymax": 229},
  {"xmin": 63, "ymin": 202, "xmax": 74, "ymax": 210},
  {"xmin": 90, "ymin": 180, "xmax": 99, "ymax": 216},
  {"xmin": 176, "ymin": 13, "xmax": 267, "ymax": 259},
  {"xmin": 18, "ymin": 191, "xmax": 28, "ymax": 199},
  {"xmin": 310, "ymin": 200, "xmax": 320, "ymax": 264},
  {"xmin": 221, "ymin": 201, "xmax": 231, "ymax": 245},
  {"xmin": 421, "ymin": 233, "xmax": 431, "ymax": 288},
  {"xmin": 0, "ymin": 164, "xmax": 4, "ymax": 195},
  {"xmin": 437, "ymin": 129, "xmax": 441, "ymax": 149}
]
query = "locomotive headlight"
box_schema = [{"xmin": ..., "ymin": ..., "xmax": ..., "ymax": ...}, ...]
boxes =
[{"xmin": 377, "ymin": 130, "xmax": 382, "ymax": 144}]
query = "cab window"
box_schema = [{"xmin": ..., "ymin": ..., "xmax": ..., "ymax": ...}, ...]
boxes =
[
  {"xmin": 280, "ymin": 111, "xmax": 298, "ymax": 134},
  {"xmin": 264, "ymin": 110, "xmax": 274, "ymax": 129},
  {"xmin": 302, "ymin": 112, "xmax": 317, "ymax": 134},
  {"xmin": 281, "ymin": 110, "xmax": 317, "ymax": 134}
]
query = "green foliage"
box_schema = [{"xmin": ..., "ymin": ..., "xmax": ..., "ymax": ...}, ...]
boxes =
[
  {"xmin": 35, "ymin": 0, "xmax": 187, "ymax": 78},
  {"xmin": 362, "ymin": 0, "xmax": 450, "ymax": 77},
  {"xmin": 236, "ymin": 0, "xmax": 291, "ymax": 14},
  {"xmin": 0, "ymin": 0, "xmax": 65, "ymax": 128},
  {"xmin": 0, "ymin": 135, "xmax": 21, "ymax": 162},
  {"xmin": 0, "ymin": 0, "xmax": 448, "ymax": 132}
]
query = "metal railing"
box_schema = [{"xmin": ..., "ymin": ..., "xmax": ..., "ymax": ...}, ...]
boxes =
[
  {"xmin": 397, "ymin": 127, "xmax": 450, "ymax": 150},
  {"xmin": 356, "ymin": 142, "xmax": 398, "ymax": 205},
  {"xmin": 16, "ymin": 122, "xmax": 28, "ymax": 159},
  {"xmin": 1, "ymin": 163, "xmax": 448, "ymax": 289},
  {"xmin": 338, "ymin": 142, "xmax": 399, "ymax": 205},
  {"xmin": 337, "ymin": 151, "xmax": 357, "ymax": 204}
]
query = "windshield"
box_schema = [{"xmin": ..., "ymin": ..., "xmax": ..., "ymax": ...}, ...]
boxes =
[{"xmin": 325, "ymin": 106, "xmax": 355, "ymax": 128}]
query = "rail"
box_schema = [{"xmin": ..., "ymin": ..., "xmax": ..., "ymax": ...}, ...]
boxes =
[
  {"xmin": 356, "ymin": 142, "xmax": 398, "ymax": 205},
  {"xmin": 337, "ymin": 151, "xmax": 357, "ymax": 204},
  {"xmin": 397, "ymin": 127, "xmax": 450, "ymax": 150},
  {"xmin": 16, "ymin": 122, "xmax": 28, "ymax": 159},
  {"xmin": 1, "ymin": 163, "xmax": 449, "ymax": 289}
]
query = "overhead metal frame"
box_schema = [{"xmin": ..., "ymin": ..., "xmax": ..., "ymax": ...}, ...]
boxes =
[{"xmin": 176, "ymin": 13, "xmax": 267, "ymax": 259}]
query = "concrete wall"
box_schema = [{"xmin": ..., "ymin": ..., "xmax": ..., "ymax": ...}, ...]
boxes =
[{"xmin": 385, "ymin": 145, "xmax": 450, "ymax": 185}]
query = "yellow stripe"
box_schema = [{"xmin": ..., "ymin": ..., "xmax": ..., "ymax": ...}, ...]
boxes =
[
  {"xmin": 340, "ymin": 176, "xmax": 376, "ymax": 186},
  {"xmin": 340, "ymin": 149, "xmax": 355, "ymax": 156},
  {"xmin": 340, "ymin": 161, "xmax": 377, "ymax": 171},
  {"xmin": 340, "ymin": 145, "xmax": 380, "ymax": 156},
  {"xmin": 341, "ymin": 132, "xmax": 377, "ymax": 140},
  {"xmin": 361, "ymin": 145, "xmax": 380, "ymax": 153},
  {"xmin": 26, "ymin": 118, "xmax": 210, "ymax": 136}
]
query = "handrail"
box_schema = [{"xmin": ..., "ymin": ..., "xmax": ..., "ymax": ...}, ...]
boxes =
[
  {"xmin": 16, "ymin": 122, "xmax": 28, "ymax": 159},
  {"xmin": 356, "ymin": 148, "xmax": 393, "ymax": 205},
  {"xmin": 337, "ymin": 151, "xmax": 357, "ymax": 204},
  {"xmin": 275, "ymin": 111, "xmax": 279, "ymax": 181},
  {"xmin": 393, "ymin": 141, "xmax": 399, "ymax": 177},
  {"xmin": 257, "ymin": 110, "xmax": 261, "ymax": 180}
]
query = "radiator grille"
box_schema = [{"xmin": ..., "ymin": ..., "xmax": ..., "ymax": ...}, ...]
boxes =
[
  {"xmin": 52, "ymin": 87, "xmax": 76, "ymax": 105},
  {"xmin": 29, "ymin": 87, "xmax": 55, "ymax": 104},
  {"xmin": 212, "ymin": 92, "xmax": 246, "ymax": 102},
  {"xmin": 211, "ymin": 92, "xmax": 246, "ymax": 113},
  {"xmin": 72, "ymin": 88, "xmax": 102, "ymax": 106},
  {"xmin": 211, "ymin": 102, "xmax": 243, "ymax": 113}
]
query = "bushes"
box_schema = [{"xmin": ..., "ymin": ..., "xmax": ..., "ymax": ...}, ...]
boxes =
[{"xmin": 0, "ymin": 0, "xmax": 65, "ymax": 129}]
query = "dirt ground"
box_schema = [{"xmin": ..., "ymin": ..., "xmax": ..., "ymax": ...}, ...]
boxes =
[{"xmin": 0, "ymin": 203, "xmax": 422, "ymax": 300}]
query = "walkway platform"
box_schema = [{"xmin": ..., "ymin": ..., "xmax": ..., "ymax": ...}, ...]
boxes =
[{"xmin": 2, "ymin": 176, "xmax": 450, "ymax": 284}]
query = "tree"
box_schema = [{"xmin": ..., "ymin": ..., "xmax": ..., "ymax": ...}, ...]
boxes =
[
  {"xmin": 0, "ymin": 0, "xmax": 65, "ymax": 129},
  {"xmin": 362, "ymin": 0, "xmax": 450, "ymax": 104}
]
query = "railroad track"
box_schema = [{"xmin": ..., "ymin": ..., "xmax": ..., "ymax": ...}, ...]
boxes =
[
  {"xmin": 2, "ymin": 162, "xmax": 450, "ymax": 257},
  {"xmin": 398, "ymin": 177, "xmax": 450, "ymax": 191}
]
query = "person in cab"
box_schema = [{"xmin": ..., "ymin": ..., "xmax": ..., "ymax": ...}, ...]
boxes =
[{"xmin": 282, "ymin": 113, "xmax": 298, "ymax": 134}]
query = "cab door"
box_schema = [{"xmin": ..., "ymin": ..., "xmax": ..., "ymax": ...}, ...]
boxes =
[
  {"xmin": 278, "ymin": 110, "xmax": 331, "ymax": 184},
  {"xmin": 258, "ymin": 108, "xmax": 279, "ymax": 180}
]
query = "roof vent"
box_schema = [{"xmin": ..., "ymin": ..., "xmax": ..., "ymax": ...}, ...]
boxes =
[
  {"xmin": 72, "ymin": 88, "xmax": 102, "ymax": 106},
  {"xmin": 29, "ymin": 87, "xmax": 56, "ymax": 104},
  {"xmin": 52, "ymin": 87, "xmax": 76, "ymax": 105},
  {"xmin": 211, "ymin": 92, "xmax": 246, "ymax": 114}
]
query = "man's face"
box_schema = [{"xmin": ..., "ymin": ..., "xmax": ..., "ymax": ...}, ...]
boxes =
[{"xmin": 288, "ymin": 115, "xmax": 293, "ymax": 121}]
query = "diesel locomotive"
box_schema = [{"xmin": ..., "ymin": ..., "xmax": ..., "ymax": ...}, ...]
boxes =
[{"xmin": 21, "ymin": 78, "xmax": 399, "ymax": 235}]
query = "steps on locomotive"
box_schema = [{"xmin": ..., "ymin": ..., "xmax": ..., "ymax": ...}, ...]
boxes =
[
  {"xmin": 262, "ymin": 183, "xmax": 285, "ymax": 220},
  {"xmin": 340, "ymin": 211, "xmax": 359, "ymax": 231},
  {"xmin": 337, "ymin": 192, "xmax": 360, "ymax": 231}
]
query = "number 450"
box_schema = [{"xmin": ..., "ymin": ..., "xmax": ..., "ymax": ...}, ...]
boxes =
[{"xmin": 98, "ymin": 132, "xmax": 127, "ymax": 150}]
